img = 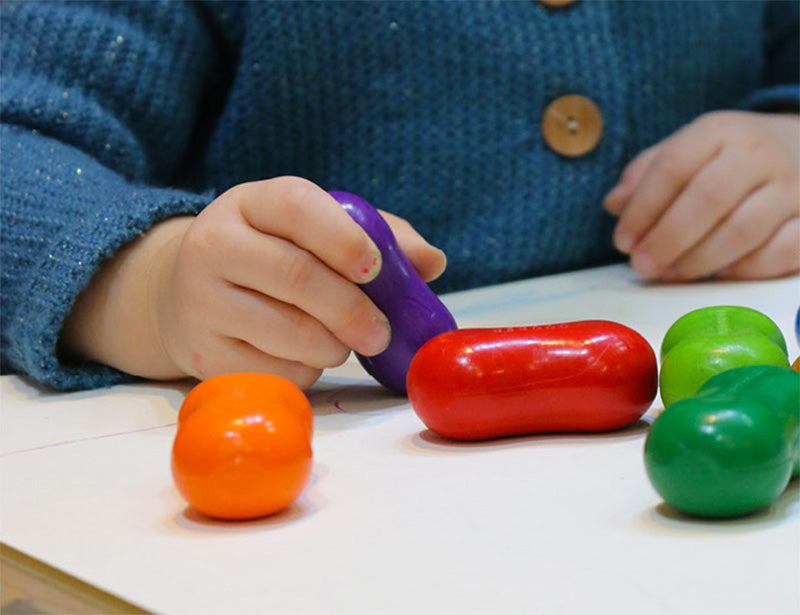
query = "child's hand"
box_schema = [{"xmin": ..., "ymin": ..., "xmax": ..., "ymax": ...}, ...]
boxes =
[
  {"xmin": 62, "ymin": 177, "xmax": 446, "ymax": 389},
  {"xmin": 604, "ymin": 111, "xmax": 799, "ymax": 280}
]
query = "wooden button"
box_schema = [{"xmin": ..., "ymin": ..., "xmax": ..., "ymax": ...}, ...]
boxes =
[
  {"xmin": 539, "ymin": 0, "xmax": 578, "ymax": 8},
  {"xmin": 541, "ymin": 94, "xmax": 603, "ymax": 157}
]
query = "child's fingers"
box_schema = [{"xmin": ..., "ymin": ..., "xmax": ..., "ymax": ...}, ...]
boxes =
[
  {"xmin": 659, "ymin": 183, "xmax": 793, "ymax": 280},
  {"xmin": 380, "ymin": 210, "xmax": 447, "ymax": 282},
  {"xmin": 603, "ymin": 144, "xmax": 659, "ymax": 216},
  {"xmin": 220, "ymin": 230, "xmax": 391, "ymax": 357},
  {"xmin": 195, "ymin": 337, "xmax": 324, "ymax": 391},
  {"xmin": 233, "ymin": 177, "xmax": 383, "ymax": 284},
  {"xmin": 218, "ymin": 282, "xmax": 352, "ymax": 370},
  {"xmin": 611, "ymin": 124, "xmax": 719, "ymax": 254},
  {"xmin": 628, "ymin": 147, "xmax": 766, "ymax": 278},
  {"xmin": 716, "ymin": 216, "xmax": 800, "ymax": 279}
]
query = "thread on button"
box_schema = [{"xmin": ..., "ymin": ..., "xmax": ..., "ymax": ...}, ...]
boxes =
[
  {"xmin": 546, "ymin": 106, "xmax": 579, "ymax": 133},
  {"xmin": 566, "ymin": 116, "xmax": 579, "ymax": 134}
]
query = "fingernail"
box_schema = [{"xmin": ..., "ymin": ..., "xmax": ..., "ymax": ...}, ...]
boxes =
[
  {"xmin": 614, "ymin": 231, "xmax": 635, "ymax": 254},
  {"xmin": 358, "ymin": 245, "xmax": 383, "ymax": 283},
  {"xmin": 428, "ymin": 247, "xmax": 447, "ymax": 277},
  {"xmin": 604, "ymin": 184, "xmax": 624, "ymax": 207},
  {"xmin": 632, "ymin": 251, "xmax": 660, "ymax": 279},
  {"xmin": 362, "ymin": 315, "xmax": 391, "ymax": 356},
  {"xmin": 605, "ymin": 178, "xmax": 634, "ymax": 203}
]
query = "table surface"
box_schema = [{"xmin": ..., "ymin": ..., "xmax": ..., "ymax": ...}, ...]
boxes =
[{"xmin": 2, "ymin": 264, "xmax": 799, "ymax": 615}]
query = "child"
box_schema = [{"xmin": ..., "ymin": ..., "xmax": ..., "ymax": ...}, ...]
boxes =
[{"xmin": 1, "ymin": 0, "xmax": 797, "ymax": 391}]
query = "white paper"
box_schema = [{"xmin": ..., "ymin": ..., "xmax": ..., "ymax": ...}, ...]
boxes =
[{"xmin": 2, "ymin": 265, "xmax": 799, "ymax": 614}]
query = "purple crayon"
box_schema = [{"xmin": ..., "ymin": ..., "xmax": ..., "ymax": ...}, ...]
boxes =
[{"xmin": 330, "ymin": 191, "xmax": 457, "ymax": 393}]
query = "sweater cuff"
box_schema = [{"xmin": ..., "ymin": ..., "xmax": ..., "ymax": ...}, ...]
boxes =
[
  {"xmin": 26, "ymin": 187, "xmax": 211, "ymax": 392},
  {"xmin": 6, "ymin": 188, "xmax": 211, "ymax": 392},
  {"xmin": 0, "ymin": 126, "xmax": 212, "ymax": 391},
  {"xmin": 737, "ymin": 84, "xmax": 800, "ymax": 112}
]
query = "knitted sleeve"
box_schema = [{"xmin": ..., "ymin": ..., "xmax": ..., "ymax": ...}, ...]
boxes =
[
  {"xmin": 0, "ymin": 1, "xmax": 224, "ymax": 390},
  {"xmin": 740, "ymin": 0, "xmax": 800, "ymax": 112}
]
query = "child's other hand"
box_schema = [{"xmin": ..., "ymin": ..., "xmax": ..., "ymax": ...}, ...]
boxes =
[
  {"xmin": 604, "ymin": 111, "xmax": 799, "ymax": 280},
  {"xmin": 156, "ymin": 177, "xmax": 446, "ymax": 388}
]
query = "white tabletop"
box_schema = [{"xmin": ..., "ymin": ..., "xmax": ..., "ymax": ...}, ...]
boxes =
[{"xmin": 2, "ymin": 264, "xmax": 799, "ymax": 615}]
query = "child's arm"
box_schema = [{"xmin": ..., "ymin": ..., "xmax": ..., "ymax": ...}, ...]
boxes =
[
  {"xmin": 0, "ymin": 1, "xmax": 226, "ymax": 389},
  {"xmin": 60, "ymin": 177, "xmax": 446, "ymax": 389},
  {"xmin": 604, "ymin": 111, "xmax": 799, "ymax": 280}
]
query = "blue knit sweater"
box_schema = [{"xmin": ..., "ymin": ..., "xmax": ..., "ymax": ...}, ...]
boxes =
[{"xmin": 2, "ymin": 0, "xmax": 798, "ymax": 390}]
